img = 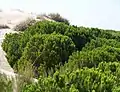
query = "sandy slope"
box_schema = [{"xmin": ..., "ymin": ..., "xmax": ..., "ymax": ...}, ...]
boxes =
[
  {"xmin": 0, "ymin": 29, "xmax": 37, "ymax": 91},
  {"xmin": 0, "ymin": 9, "xmax": 35, "ymax": 73},
  {"xmin": 0, "ymin": 29, "xmax": 17, "ymax": 72},
  {"xmin": 0, "ymin": 9, "xmax": 35, "ymax": 75},
  {"xmin": 0, "ymin": 9, "xmax": 36, "ymax": 92},
  {"xmin": 0, "ymin": 9, "xmax": 35, "ymax": 29},
  {"xmin": 0, "ymin": 9, "xmax": 53, "ymax": 29},
  {"xmin": 0, "ymin": 29, "xmax": 17, "ymax": 92},
  {"xmin": 0, "ymin": 9, "xmax": 46, "ymax": 91}
]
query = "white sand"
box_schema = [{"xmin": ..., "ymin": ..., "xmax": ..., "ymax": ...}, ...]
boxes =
[
  {"xmin": 0, "ymin": 9, "xmax": 35, "ymax": 28},
  {"xmin": 0, "ymin": 9, "xmax": 35, "ymax": 75}
]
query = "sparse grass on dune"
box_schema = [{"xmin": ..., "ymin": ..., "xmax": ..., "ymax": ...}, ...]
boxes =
[{"xmin": 0, "ymin": 24, "xmax": 10, "ymax": 29}]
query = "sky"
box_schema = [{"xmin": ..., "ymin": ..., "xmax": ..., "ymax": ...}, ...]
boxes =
[{"xmin": 0, "ymin": 0, "xmax": 120, "ymax": 30}]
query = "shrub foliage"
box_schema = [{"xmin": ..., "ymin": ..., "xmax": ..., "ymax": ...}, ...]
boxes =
[{"xmin": 2, "ymin": 20, "xmax": 120, "ymax": 91}]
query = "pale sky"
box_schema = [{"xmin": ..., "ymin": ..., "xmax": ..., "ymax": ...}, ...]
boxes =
[{"xmin": 0, "ymin": 0, "xmax": 120, "ymax": 30}]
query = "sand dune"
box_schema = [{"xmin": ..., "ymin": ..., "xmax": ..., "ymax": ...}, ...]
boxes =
[
  {"xmin": 0, "ymin": 9, "xmax": 36, "ymax": 28},
  {"xmin": 0, "ymin": 9, "xmax": 34, "ymax": 76},
  {"xmin": 0, "ymin": 9, "xmax": 46, "ymax": 92}
]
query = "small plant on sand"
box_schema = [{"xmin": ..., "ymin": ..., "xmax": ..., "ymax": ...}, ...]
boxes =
[
  {"xmin": 14, "ymin": 18, "xmax": 36, "ymax": 31},
  {"xmin": 0, "ymin": 24, "xmax": 10, "ymax": 29}
]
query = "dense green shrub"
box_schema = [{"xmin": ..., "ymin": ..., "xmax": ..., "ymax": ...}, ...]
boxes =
[
  {"xmin": 98, "ymin": 62, "xmax": 120, "ymax": 79},
  {"xmin": 22, "ymin": 68, "xmax": 117, "ymax": 92},
  {"xmin": 21, "ymin": 21, "xmax": 90, "ymax": 50},
  {"xmin": 18, "ymin": 33, "xmax": 75, "ymax": 75},
  {"xmin": 66, "ymin": 46, "xmax": 120, "ymax": 71},
  {"xmin": 87, "ymin": 27, "xmax": 120, "ymax": 40},
  {"xmin": 3, "ymin": 20, "xmax": 120, "ymax": 91},
  {"xmin": 2, "ymin": 33, "xmax": 22, "ymax": 67},
  {"xmin": 23, "ymin": 21, "xmax": 120, "ymax": 50},
  {"xmin": 3, "ymin": 21, "xmax": 120, "ymax": 71},
  {"xmin": 82, "ymin": 38, "xmax": 120, "ymax": 51}
]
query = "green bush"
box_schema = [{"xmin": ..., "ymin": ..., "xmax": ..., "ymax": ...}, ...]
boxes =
[
  {"xmin": 2, "ymin": 33, "xmax": 22, "ymax": 67},
  {"xmin": 66, "ymin": 46, "xmax": 120, "ymax": 71},
  {"xmin": 22, "ymin": 68, "xmax": 117, "ymax": 92},
  {"xmin": 82, "ymin": 38, "xmax": 120, "ymax": 51},
  {"xmin": 18, "ymin": 33, "xmax": 75, "ymax": 75},
  {"xmin": 98, "ymin": 62, "xmax": 120, "ymax": 79},
  {"xmin": 3, "ymin": 21, "xmax": 120, "ymax": 72},
  {"xmin": 21, "ymin": 21, "xmax": 90, "ymax": 50},
  {"xmin": 3, "ymin": 20, "xmax": 120, "ymax": 91}
]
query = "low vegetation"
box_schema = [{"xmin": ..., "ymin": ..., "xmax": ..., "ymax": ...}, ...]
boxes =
[
  {"xmin": 13, "ymin": 18, "xmax": 36, "ymax": 31},
  {"xmin": 2, "ymin": 19, "xmax": 120, "ymax": 91},
  {"xmin": 48, "ymin": 13, "xmax": 70, "ymax": 25},
  {"xmin": 0, "ymin": 24, "xmax": 9, "ymax": 29},
  {"xmin": 0, "ymin": 74, "xmax": 13, "ymax": 92},
  {"xmin": 37, "ymin": 13, "xmax": 70, "ymax": 25}
]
